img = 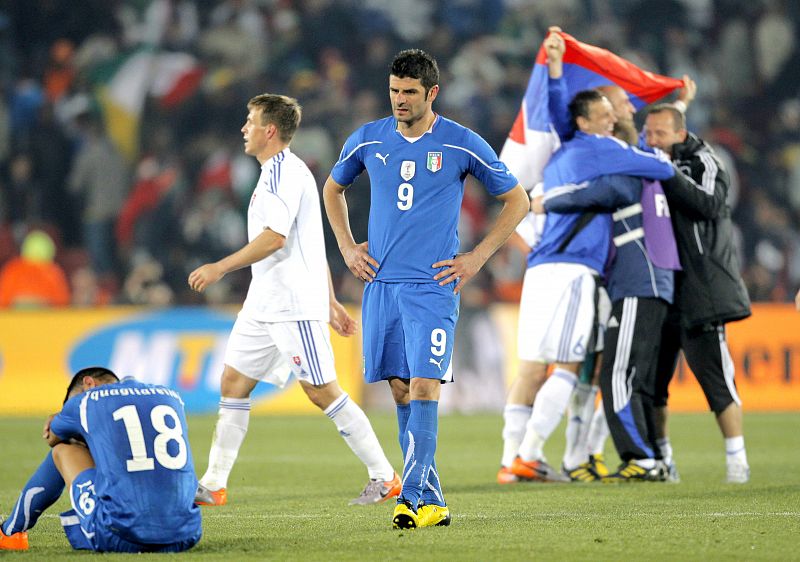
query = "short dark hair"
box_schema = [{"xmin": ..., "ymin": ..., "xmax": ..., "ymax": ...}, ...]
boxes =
[
  {"xmin": 568, "ymin": 89, "xmax": 606, "ymax": 132},
  {"xmin": 63, "ymin": 367, "xmax": 119, "ymax": 404},
  {"xmin": 390, "ymin": 49, "xmax": 439, "ymax": 94},
  {"xmin": 646, "ymin": 104, "xmax": 686, "ymax": 130},
  {"xmin": 247, "ymin": 94, "xmax": 302, "ymax": 143}
]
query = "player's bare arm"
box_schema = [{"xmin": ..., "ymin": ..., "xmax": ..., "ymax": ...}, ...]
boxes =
[
  {"xmin": 42, "ymin": 413, "xmax": 56, "ymax": 442},
  {"xmin": 506, "ymin": 231, "xmax": 533, "ymax": 255},
  {"xmin": 45, "ymin": 418, "xmax": 64, "ymax": 447},
  {"xmin": 530, "ymin": 194, "xmax": 545, "ymax": 214},
  {"xmin": 188, "ymin": 228, "xmax": 286, "ymax": 292},
  {"xmin": 327, "ymin": 264, "xmax": 357, "ymax": 337},
  {"xmin": 322, "ymin": 175, "xmax": 380, "ymax": 282},
  {"xmin": 433, "ymin": 184, "xmax": 529, "ymax": 294}
]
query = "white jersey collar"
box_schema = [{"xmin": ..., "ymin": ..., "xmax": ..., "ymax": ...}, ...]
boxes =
[
  {"xmin": 396, "ymin": 114, "xmax": 439, "ymax": 143},
  {"xmin": 261, "ymin": 147, "xmax": 291, "ymax": 170}
]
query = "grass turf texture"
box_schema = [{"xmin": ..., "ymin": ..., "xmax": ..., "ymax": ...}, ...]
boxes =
[{"xmin": 1, "ymin": 412, "xmax": 798, "ymax": 561}]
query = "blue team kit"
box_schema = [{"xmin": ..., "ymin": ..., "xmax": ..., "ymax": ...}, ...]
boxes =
[
  {"xmin": 49, "ymin": 378, "xmax": 202, "ymax": 552},
  {"xmin": 331, "ymin": 115, "xmax": 518, "ymax": 380}
]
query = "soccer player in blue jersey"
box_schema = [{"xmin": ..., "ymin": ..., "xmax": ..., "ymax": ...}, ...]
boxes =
[
  {"xmin": 0, "ymin": 367, "xmax": 201, "ymax": 553},
  {"xmin": 323, "ymin": 49, "xmax": 529, "ymax": 529}
]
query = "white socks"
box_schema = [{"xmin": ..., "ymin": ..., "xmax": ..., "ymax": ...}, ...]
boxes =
[
  {"xmin": 501, "ymin": 404, "xmax": 533, "ymax": 467},
  {"xmin": 587, "ymin": 398, "xmax": 609, "ymax": 456},
  {"xmin": 725, "ymin": 436, "xmax": 748, "ymax": 466},
  {"xmin": 518, "ymin": 368, "xmax": 577, "ymax": 462},
  {"xmin": 200, "ymin": 397, "xmax": 250, "ymax": 491},
  {"xmin": 657, "ymin": 437, "xmax": 673, "ymax": 464},
  {"xmin": 563, "ymin": 383, "xmax": 598, "ymax": 469},
  {"xmin": 324, "ymin": 393, "xmax": 394, "ymax": 481}
]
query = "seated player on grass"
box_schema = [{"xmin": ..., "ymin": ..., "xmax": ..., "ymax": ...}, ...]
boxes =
[{"xmin": 0, "ymin": 367, "xmax": 202, "ymax": 553}]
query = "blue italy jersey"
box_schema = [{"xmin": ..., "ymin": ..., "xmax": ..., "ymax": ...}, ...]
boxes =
[
  {"xmin": 331, "ymin": 115, "xmax": 518, "ymax": 282},
  {"xmin": 50, "ymin": 378, "xmax": 201, "ymax": 545}
]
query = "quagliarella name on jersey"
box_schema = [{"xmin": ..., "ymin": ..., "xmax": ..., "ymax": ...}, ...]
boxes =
[{"xmin": 87, "ymin": 387, "xmax": 183, "ymax": 403}]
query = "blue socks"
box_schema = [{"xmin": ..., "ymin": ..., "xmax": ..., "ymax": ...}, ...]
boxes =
[
  {"xmin": 396, "ymin": 403, "xmax": 411, "ymax": 454},
  {"xmin": 398, "ymin": 400, "xmax": 444, "ymax": 509},
  {"xmin": 3, "ymin": 451, "xmax": 64, "ymax": 535}
]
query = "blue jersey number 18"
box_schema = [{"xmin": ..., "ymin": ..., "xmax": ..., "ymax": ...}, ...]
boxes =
[{"xmin": 112, "ymin": 404, "xmax": 188, "ymax": 472}]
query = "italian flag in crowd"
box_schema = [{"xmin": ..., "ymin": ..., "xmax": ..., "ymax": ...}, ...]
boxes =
[{"xmin": 92, "ymin": 47, "xmax": 204, "ymax": 161}]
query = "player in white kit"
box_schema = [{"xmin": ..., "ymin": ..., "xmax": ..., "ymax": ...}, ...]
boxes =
[{"xmin": 188, "ymin": 93, "xmax": 399, "ymax": 506}]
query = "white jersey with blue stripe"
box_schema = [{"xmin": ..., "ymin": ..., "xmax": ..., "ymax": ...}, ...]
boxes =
[
  {"xmin": 331, "ymin": 115, "xmax": 518, "ymax": 282},
  {"xmin": 243, "ymin": 148, "xmax": 328, "ymax": 321}
]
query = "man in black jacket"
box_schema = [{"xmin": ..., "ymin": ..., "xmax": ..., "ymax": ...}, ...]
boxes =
[{"xmin": 644, "ymin": 105, "xmax": 752, "ymax": 483}]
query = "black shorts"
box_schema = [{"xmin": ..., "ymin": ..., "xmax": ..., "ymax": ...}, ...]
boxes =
[
  {"xmin": 600, "ymin": 297, "xmax": 667, "ymax": 461},
  {"xmin": 654, "ymin": 310, "xmax": 741, "ymax": 413}
]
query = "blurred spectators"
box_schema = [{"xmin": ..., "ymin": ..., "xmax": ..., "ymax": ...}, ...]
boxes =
[{"xmin": 1, "ymin": 0, "xmax": 799, "ymax": 304}]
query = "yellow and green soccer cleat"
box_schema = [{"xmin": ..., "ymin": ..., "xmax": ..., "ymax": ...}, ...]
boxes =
[
  {"xmin": 417, "ymin": 502, "xmax": 451, "ymax": 527},
  {"xmin": 589, "ymin": 454, "xmax": 610, "ymax": 477},
  {"xmin": 602, "ymin": 460, "xmax": 662, "ymax": 483},
  {"xmin": 392, "ymin": 500, "xmax": 419, "ymax": 530},
  {"xmin": 563, "ymin": 462, "xmax": 599, "ymax": 482}
]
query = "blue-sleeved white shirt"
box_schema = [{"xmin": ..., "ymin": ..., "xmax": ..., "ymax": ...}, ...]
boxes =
[{"xmin": 331, "ymin": 115, "xmax": 519, "ymax": 282}]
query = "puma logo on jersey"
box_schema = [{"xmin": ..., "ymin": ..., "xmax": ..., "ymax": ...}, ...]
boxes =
[
  {"xmin": 429, "ymin": 357, "xmax": 443, "ymax": 370},
  {"xmin": 375, "ymin": 152, "xmax": 389, "ymax": 165}
]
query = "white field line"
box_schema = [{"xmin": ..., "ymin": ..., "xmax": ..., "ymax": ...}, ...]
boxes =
[{"xmin": 38, "ymin": 511, "xmax": 800, "ymax": 520}]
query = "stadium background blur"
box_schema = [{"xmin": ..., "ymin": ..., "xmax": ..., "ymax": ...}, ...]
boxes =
[{"xmin": 1, "ymin": 0, "xmax": 799, "ymax": 416}]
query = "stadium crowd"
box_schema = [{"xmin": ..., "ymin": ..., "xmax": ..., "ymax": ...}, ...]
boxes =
[{"xmin": 1, "ymin": 0, "xmax": 799, "ymax": 307}]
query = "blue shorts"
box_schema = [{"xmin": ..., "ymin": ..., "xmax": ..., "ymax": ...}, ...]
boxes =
[
  {"xmin": 362, "ymin": 281, "xmax": 459, "ymax": 383},
  {"xmin": 60, "ymin": 468, "xmax": 201, "ymax": 553}
]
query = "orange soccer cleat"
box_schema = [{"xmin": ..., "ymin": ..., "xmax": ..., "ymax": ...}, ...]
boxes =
[
  {"xmin": 0, "ymin": 528, "xmax": 29, "ymax": 551},
  {"xmin": 511, "ymin": 456, "xmax": 570, "ymax": 483},
  {"xmin": 194, "ymin": 484, "xmax": 227, "ymax": 506},
  {"xmin": 350, "ymin": 472, "xmax": 402, "ymax": 505},
  {"xmin": 496, "ymin": 466, "xmax": 519, "ymax": 484}
]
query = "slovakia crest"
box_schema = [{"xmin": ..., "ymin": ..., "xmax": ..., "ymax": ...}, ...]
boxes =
[
  {"xmin": 292, "ymin": 355, "xmax": 302, "ymax": 366},
  {"xmin": 401, "ymin": 160, "xmax": 416, "ymax": 181},
  {"xmin": 427, "ymin": 152, "xmax": 443, "ymax": 172}
]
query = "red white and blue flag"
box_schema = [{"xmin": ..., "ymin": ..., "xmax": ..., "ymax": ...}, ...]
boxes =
[{"xmin": 500, "ymin": 31, "xmax": 685, "ymax": 191}]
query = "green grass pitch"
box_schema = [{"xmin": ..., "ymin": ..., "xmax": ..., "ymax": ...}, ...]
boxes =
[{"xmin": 1, "ymin": 412, "xmax": 798, "ymax": 560}]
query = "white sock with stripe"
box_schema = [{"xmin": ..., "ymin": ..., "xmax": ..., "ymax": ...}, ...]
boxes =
[
  {"xmin": 563, "ymin": 383, "xmax": 598, "ymax": 469},
  {"xmin": 518, "ymin": 369, "xmax": 577, "ymax": 462},
  {"xmin": 501, "ymin": 404, "xmax": 532, "ymax": 468},
  {"xmin": 656, "ymin": 437, "xmax": 673, "ymax": 465},
  {"xmin": 201, "ymin": 397, "xmax": 250, "ymax": 491},
  {"xmin": 725, "ymin": 436, "xmax": 748, "ymax": 467},
  {"xmin": 325, "ymin": 393, "xmax": 394, "ymax": 481},
  {"xmin": 587, "ymin": 399, "xmax": 609, "ymax": 456}
]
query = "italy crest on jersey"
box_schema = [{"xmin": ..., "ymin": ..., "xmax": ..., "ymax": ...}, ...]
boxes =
[{"xmin": 427, "ymin": 152, "xmax": 443, "ymax": 172}]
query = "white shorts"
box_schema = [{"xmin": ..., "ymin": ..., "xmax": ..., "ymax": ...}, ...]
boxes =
[
  {"xmin": 224, "ymin": 309, "xmax": 336, "ymax": 388},
  {"xmin": 517, "ymin": 263, "xmax": 610, "ymax": 363}
]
